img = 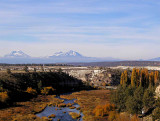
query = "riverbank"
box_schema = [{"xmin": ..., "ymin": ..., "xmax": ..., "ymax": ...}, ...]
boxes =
[
  {"xmin": 0, "ymin": 90, "xmax": 111, "ymax": 121},
  {"xmin": 0, "ymin": 95, "xmax": 63, "ymax": 121}
]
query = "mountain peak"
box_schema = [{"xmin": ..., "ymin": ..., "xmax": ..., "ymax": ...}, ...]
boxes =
[
  {"xmin": 50, "ymin": 50, "xmax": 82, "ymax": 57},
  {"xmin": 4, "ymin": 50, "xmax": 30, "ymax": 58}
]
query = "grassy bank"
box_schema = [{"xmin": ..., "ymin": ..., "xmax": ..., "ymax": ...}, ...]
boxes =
[
  {"xmin": 61, "ymin": 90, "xmax": 111, "ymax": 121},
  {"xmin": 0, "ymin": 95, "xmax": 64, "ymax": 121}
]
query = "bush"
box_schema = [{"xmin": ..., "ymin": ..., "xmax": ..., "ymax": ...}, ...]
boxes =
[
  {"xmin": 41, "ymin": 87, "xmax": 55, "ymax": 95},
  {"xmin": 130, "ymin": 115, "xmax": 139, "ymax": 121},
  {"xmin": 108, "ymin": 111, "xmax": 117, "ymax": 121},
  {"xmin": 26, "ymin": 87, "xmax": 37, "ymax": 95},
  {"xmin": 93, "ymin": 103, "xmax": 115, "ymax": 117},
  {"xmin": 0, "ymin": 91, "xmax": 9, "ymax": 103}
]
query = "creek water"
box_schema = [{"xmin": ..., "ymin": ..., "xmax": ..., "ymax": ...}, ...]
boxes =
[{"xmin": 36, "ymin": 96, "xmax": 84, "ymax": 121}]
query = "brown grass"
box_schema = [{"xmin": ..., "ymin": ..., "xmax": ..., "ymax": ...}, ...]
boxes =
[
  {"xmin": 61, "ymin": 90, "xmax": 111, "ymax": 121},
  {"xmin": 0, "ymin": 95, "xmax": 63, "ymax": 121}
]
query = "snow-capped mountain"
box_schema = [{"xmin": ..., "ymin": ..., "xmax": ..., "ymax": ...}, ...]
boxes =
[
  {"xmin": 4, "ymin": 50, "xmax": 30, "ymax": 58},
  {"xmin": 0, "ymin": 50, "xmax": 121, "ymax": 64},
  {"xmin": 50, "ymin": 50, "xmax": 83, "ymax": 57}
]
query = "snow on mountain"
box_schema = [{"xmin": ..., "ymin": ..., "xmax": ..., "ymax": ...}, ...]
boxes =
[
  {"xmin": 50, "ymin": 50, "xmax": 83, "ymax": 57},
  {"xmin": 4, "ymin": 50, "xmax": 30, "ymax": 58}
]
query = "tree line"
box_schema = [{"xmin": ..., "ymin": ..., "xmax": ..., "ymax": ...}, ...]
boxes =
[{"xmin": 111, "ymin": 68, "xmax": 160, "ymax": 121}]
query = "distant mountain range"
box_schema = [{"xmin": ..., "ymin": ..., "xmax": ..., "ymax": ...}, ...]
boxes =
[
  {"xmin": 0, "ymin": 50, "xmax": 160, "ymax": 64},
  {"xmin": 0, "ymin": 50, "xmax": 121, "ymax": 64}
]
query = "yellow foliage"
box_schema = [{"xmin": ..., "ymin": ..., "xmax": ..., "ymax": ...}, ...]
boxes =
[
  {"xmin": 131, "ymin": 115, "xmax": 139, "ymax": 121},
  {"xmin": 41, "ymin": 87, "xmax": 55, "ymax": 95},
  {"xmin": 0, "ymin": 91, "xmax": 9, "ymax": 103},
  {"xmin": 26, "ymin": 87, "xmax": 37, "ymax": 95},
  {"xmin": 154, "ymin": 71, "xmax": 159, "ymax": 84},
  {"xmin": 93, "ymin": 103, "xmax": 115, "ymax": 117},
  {"xmin": 108, "ymin": 111, "xmax": 118, "ymax": 121}
]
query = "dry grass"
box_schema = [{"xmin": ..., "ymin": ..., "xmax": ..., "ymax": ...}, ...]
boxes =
[
  {"xmin": 61, "ymin": 90, "xmax": 111, "ymax": 121},
  {"xmin": 0, "ymin": 95, "xmax": 63, "ymax": 121},
  {"xmin": 69, "ymin": 112, "xmax": 81, "ymax": 119}
]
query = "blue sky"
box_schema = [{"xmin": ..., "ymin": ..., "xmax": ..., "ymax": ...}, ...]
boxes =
[{"xmin": 0, "ymin": 0, "xmax": 160, "ymax": 59}]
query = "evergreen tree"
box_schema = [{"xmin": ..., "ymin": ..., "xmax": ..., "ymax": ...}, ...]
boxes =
[
  {"xmin": 134, "ymin": 86, "xmax": 144, "ymax": 114},
  {"xmin": 41, "ymin": 65, "xmax": 44, "ymax": 72},
  {"xmin": 6, "ymin": 69, "xmax": 11, "ymax": 74},
  {"xmin": 34, "ymin": 68, "xmax": 36, "ymax": 72},
  {"xmin": 37, "ymin": 80, "xmax": 42, "ymax": 90},
  {"xmin": 24, "ymin": 66, "xmax": 29, "ymax": 72},
  {"xmin": 126, "ymin": 96, "xmax": 137, "ymax": 114},
  {"xmin": 143, "ymin": 87, "xmax": 155, "ymax": 109}
]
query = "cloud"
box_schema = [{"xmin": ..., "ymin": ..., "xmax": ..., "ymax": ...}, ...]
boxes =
[{"xmin": 0, "ymin": 0, "xmax": 160, "ymax": 59}]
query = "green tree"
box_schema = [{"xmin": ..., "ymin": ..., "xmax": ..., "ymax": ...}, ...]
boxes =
[
  {"xmin": 24, "ymin": 66, "xmax": 29, "ymax": 72},
  {"xmin": 111, "ymin": 85, "xmax": 127, "ymax": 112},
  {"xmin": 126, "ymin": 96, "xmax": 137, "ymax": 114},
  {"xmin": 41, "ymin": 65, "xmax": 44, "ymax": 72},
  {"xmin": 6, "ymin": 69, "xmax": 11, "ymax": 74},
  {"xmin": 143, "ymin": 88, "xmax": 155, "ymax": 109},
  {"xmin": 152, "ymin": 98, "xmax": 160, "ymax": 120},
  {"xmin": 34, "ymin": 68, "xmax": 36, "ymax": 72},
  {"xmin": 133, "ymin": 86, "xmax": 144, "ymax": 114},
  {"xmin": 37, "ymin": 80, "xmax": 42, "ymax": 90},
  {"xmin": 58, "ymin": 68, "xmax": 62, "ymax": 73}
]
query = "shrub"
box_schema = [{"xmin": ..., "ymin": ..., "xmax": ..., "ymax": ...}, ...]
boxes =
[
  {"xmin": 69, "ymin": 112, "xmax": 81, "ymax": 119},
  {"xmin": 130, "ymin": 115, "xmax": 139, "ymax": 121},
  {"xmin": 93, "ymin": 103, "xmax": 115, "ymax": 117},
  {"xmin": 108, "ymin": 111, "xmax": 117, "ymax": 121},
  {"xmin": 41, "ymin": 87, "xmax": 55, "ymax": 95},
  {"xmin": 26, "ymin": 87, "xmax": 37, "ymax": 95},
  {"xmin": 0, "ymin": 91, "xmax": 9, "ymax": 103}
]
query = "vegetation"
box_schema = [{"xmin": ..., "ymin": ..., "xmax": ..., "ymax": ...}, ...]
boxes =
[
  {"xmin": 41, "ymin": 87, "xmax": 55, "ymax": 95},
  {"xmin": 26, "ymin": 87, "xmax": 37, "ymax": 95},
  {"xmin": 6, "ymin": 69, "xmax": 11, "ymax": 74},
  {"xmin": 69, "ymin": 112, "xmax": 81, "ymax": 119},
  {"xmin": 92, "ymin": 103, "xmax": 115, "ymax": 117},
  {"xmin": 111, "ymin": 68, "xmax": 160, "ymax": 120},
  {"xmin": 0, "ymin": 71, "xmax": 86, "ymax": 109}
]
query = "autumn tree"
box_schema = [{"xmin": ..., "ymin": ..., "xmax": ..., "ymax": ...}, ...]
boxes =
[
  {"xmin": 131, "ymin": 68, "xmax": 137, "ymax": 88},
  {"xmin": 120, "ymin": 70, "xmax": 128, "ymax": 86},
  {"xmin": 120, "ymin": 72, "xmax": 125, "ymax": 86},
  {"xmin": 26, "ymin": 87, "xmax": 37, "ymax": 95},
  {"xmin": 149, "ymin": 72, "xmax": 154, "ymax": 86},
  {"xmin": 140, "ymin": 69, "xmax": 149, "ymax": 88},
  {"xmin": 154, "ymin": 71, "xmax": 159, "ymax": 85},
  {"xmin": 136, "ymin": 69, "xmax": 140, "ymax": 87},
  {"xmin": 41, "ymin": 87, "xmax": 55, "ymax": 95},
  {"xmin": 0, "ymin": 91, "xmax": 9, "ymax": 103}
]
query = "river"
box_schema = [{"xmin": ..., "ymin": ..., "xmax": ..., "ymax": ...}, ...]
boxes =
[{"xmin": 36, "ymin": 96, "xmax": 84, "ymax": 121}]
